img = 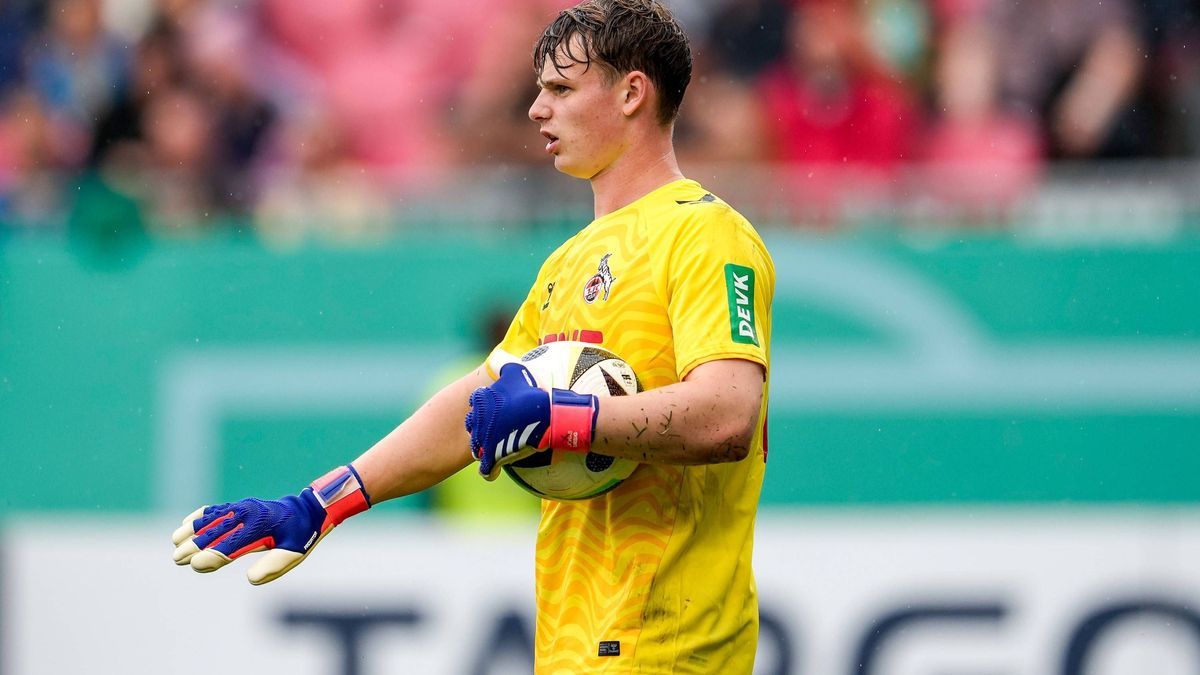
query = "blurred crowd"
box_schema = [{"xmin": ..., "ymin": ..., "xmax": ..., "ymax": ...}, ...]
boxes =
[{"xmin": 0, "ymin": 0, "xmax": 1198, "ymax": 238}]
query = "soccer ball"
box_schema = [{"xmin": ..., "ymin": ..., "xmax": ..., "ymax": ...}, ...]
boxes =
[{"xmin": 503, "ymin": 341, "xmax": 642, "ymax": 501}]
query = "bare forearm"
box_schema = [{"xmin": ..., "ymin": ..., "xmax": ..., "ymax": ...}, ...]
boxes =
[
  {"xmin": 1055, "ymin": 26, "xmax": 1142, "ymax": 155},
  {"xmin": 352, "ymin": 365, "xmax": 492, "ymax": 503},
  {"xmin": 590, "ymin": 360, "xmax": 764, "ymax": 465},
  {"xmin": 1074, "ymin": 27, "xmax": 1142, "ymax": 115}
]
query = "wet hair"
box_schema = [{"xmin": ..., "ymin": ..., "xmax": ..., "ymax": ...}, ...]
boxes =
[{"xmin": 533, "ymin": 0, "xmax": 693, "ymax": 125}]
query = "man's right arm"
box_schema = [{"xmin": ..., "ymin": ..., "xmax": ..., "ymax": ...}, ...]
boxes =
[
  {"xmin": 171, "ymin": 364, "xmax": 494, "ymax": 584},
  {"xmin": 353, "ymin": 364, "xmax": 494, "ymax": 503}
]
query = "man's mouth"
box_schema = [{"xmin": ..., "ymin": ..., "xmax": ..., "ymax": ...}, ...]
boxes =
[{"xmin": 542, "ymin": 131, "xmax": 559, "ymax": 154}]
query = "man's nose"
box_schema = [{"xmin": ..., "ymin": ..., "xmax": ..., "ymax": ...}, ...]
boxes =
[{"xmin": 529, "ymin": 91, "xmax": 550, "ymax": 122}]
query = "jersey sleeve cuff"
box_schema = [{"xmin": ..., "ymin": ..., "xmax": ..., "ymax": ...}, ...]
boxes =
[
  {"xmin": 484, "ymin": 347, "xmax": 523, "ymax": 380},
  {"xmin": 676, "ymin": 348, "xmax": 768, "ymax": 383}
]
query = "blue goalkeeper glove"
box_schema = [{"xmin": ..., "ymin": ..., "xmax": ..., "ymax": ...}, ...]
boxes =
[
  {"xmin": 171, "ymin": 464, "xmax": 371, "ymax": 585},
  {"xmin": 464, "ymin": 362, "xmax": 600, "ymax": 480}
]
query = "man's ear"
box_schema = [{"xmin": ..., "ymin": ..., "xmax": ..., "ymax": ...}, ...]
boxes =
[{"xmin": 621, "ymin": 70, "xmax": 652, "ymax": 117}]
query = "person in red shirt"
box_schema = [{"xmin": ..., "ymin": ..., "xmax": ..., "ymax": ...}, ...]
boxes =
[
  {"xmin": 757, "ymin": 0, "xmax": 918, "ymax": 224},
  {"xmin": 918, "ymin": 16, "xmax": 1043, "ymax": 224}
]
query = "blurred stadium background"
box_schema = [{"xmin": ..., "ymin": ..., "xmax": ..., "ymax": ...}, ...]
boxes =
[{"xmin": 2, "ymin": 0, "xmax": 1200, "ymax": 672}]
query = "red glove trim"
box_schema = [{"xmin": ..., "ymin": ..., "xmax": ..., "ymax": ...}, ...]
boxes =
[
  {"xmin": 311, "ymin": 464, "xmax": 372, "ymax": 527},
  {"xmin": 207, "ymin": 523, "xmax": 243, "ymax": 551},
  {"xmin": 195, "ymin": 510, "xmax": 235, "ymax": 537},
  {"xmin": 549, "ymin": 392, "xmax": 598, "ymax": 453}
]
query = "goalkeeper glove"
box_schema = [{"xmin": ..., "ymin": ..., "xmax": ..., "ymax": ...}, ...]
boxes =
[
  {"xmin": 171, "ymin": 464, "xmax": 371, "ymax": 585},
  {"xmin": 464, "ymin": 362, "xmax": 599, "ymax": 480}
]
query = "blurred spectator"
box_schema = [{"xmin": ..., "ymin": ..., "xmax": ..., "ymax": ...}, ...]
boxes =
[
  {"xmin": 757, "ymin": 0, "xmax": 919, "ymax": 223},
  {"xmin": 85, "ymin": 1, "xmax": 277, "ymax": 233},
  {"xmin": 1139, "ymin": 0, "xmax": 1200, "ymax": 156},
  {"xmin": 136, "ymin": 84, "xmax": 224, "ymax": 234},
  {"xmin": 0, "ymin": 0, "xmax": 1197, "ymax": 237},
  {"xmin": 704, "ymin": 0, "xmax": 791, "ymax": 80},
  {"xmin": 990, "ymin": 0, "xmax": 1145, "ymax": 159},
  {"xmin": 449, "ymin": 0, "xmax": 574, "ymax": 166},
  {"xmin": 676, "ymin": 62, "xmax": 766, "ymax": 166},
  {"xmin": 0, "ymin": 0, "xmax": 41, "ymax": 95},
  {"xmin": 89, "ymin": 21, "xmax": 188, "ymax": 168},
  {"xmin": 183, "ymin": 4, "xmax": 277, "ymax": 212},
  {"xmin": 152, "ymin": 0, "xmax": 203, "ymax": 29},
  {"xmin": 916, "ymin": 16, "xmax": 1042, "ymax": 223},
  {"xmin": 257, "ymin": 0, "xmax": 501, "ymax": 183},
  {"xmin": 761, "ymin": 0, "xmax": 917, "ymax": 166},
  {"xmin": 863, "ymin": 0, "xmax": 931, "ymax": 81},
  {"xmin": 25, "ymin": 0, "xmax": 131, "ymax": 134},
  {"xmin": 0, "ymin": 88, "xmax": 79, "ymax": 228},
  {"xmin": 253, "ymin": 105, "xmax": 393, "ymax": 248},
  {"xmin": 929, "ymin": 0, "xmax": 991, "ymax": 25}
]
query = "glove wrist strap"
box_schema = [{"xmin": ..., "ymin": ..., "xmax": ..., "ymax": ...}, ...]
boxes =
[
  {"xmin": 310, "ymin": 464, "xmax": 372, "ymax": 527},
  {"xmin": 548, "ymin": 389, "xmax": 599, "ymax": 453}
]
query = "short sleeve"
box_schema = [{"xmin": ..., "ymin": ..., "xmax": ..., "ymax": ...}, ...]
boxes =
[{"xmin": 660, "ymin": 208, "xmax": 774, "ymax": 380}]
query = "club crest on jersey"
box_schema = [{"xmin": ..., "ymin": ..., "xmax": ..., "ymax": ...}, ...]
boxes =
[{"xmin": 583, "ymin": 253, "xmax": 616, "ymax": 304}]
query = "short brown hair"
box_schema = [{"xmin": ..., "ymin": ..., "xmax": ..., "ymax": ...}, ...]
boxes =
[{"xmin": 533, "ymin": 0, "xmax": 693, "ymax": 125}]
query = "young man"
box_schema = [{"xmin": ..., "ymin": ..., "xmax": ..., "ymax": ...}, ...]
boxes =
[{"xmin": 171, "ymin": 1, "xmax": 774, "ymax": 671}]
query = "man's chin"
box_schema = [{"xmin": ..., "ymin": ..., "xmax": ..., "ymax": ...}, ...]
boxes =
[{"xmin": 553, "ymin": 157, "xmax": 596, "ymax": 180}]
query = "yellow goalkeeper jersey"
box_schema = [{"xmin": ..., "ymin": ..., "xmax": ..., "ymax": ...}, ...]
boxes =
[{"xmin": 487, "ymin": 178, "xmax": 774, "ymax": 674}]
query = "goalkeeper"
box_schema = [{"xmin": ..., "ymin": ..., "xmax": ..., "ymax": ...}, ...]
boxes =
[{"xmin": 172, "ymin": 0, "xmax": 774, "ymax": 672}]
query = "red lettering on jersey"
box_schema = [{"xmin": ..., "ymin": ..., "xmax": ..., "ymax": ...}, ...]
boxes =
[{"xmin": 540, "ymin": 330, "xmax": 604, "ymax": 345}]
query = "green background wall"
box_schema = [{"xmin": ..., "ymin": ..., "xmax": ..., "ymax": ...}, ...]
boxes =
[{"xmin": 2, "ymin": 228, "xmax": 1198, "ymax": 513}]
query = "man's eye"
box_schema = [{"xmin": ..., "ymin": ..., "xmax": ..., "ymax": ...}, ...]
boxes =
[{"xmin": 553, "ymin": 85, "xmax": 569, "ymax": 94}]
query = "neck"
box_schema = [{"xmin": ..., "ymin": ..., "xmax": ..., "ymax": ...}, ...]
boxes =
[{"xmin": 589, "ymin": 131, "xmax": 684, "ymax": 218}]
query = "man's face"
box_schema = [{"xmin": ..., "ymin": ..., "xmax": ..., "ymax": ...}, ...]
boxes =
[{"xmin": 528, "ymin": 41, "xmax": 627, "ymax": 180}]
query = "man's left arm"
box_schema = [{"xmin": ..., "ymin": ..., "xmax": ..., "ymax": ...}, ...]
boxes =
[
  {"xmin": 466, "ymin": 357, "xmax": 764, "ymax": 476},
  {"xmin": 465, "ymin": 208, "xmax": 772, "ymax": 475},
  {"xmin": 589, "ymin": 358, "xmax": 765, "ymax": 465}
]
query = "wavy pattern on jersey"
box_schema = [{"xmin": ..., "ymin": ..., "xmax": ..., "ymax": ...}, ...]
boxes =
[
  {"xmin": 535, "ymin": 465, "xmax": 683, "ymax": 673},
  {"xmin": 582, "ymin": 223, "xmax": 680, "ymax": 388},
  {"xmin": 566, "ymin": 224, "xmax": 681, "ymax": 390},
  {"xmin": 524, "ymin": 180, "xmax": 770, "ymax": 673}
]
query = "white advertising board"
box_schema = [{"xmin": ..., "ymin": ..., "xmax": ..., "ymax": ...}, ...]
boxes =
[{"xmin": 4, "ymin": 510, "xmax": 1200, "ymax": 674}]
